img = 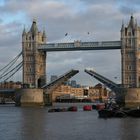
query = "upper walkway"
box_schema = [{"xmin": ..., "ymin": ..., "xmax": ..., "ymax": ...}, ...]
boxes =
[{"xmin": 38, "ymin": 41, "xmax": 121, "ymax": 52}]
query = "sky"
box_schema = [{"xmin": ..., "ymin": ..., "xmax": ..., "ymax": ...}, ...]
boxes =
[{"xmin": 0, "ymin": 0, "xmax": 139, "ymax": 86}]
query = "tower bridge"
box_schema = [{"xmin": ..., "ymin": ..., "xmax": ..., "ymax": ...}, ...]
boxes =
[
  {"xmin": 38, "ymin": 40, "xmax": 121, "ymax": 52},
  {"xmin": 0, "ymin": 15, "xmax": 140, "ymax": 107}
]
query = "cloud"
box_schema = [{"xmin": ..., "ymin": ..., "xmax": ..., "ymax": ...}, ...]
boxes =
[
  {"xmin": 117, "ymin": 0, "xmax": 140, "ymax": 15},
  {"xmin": 47, "ymin": 49, "xmax": 121, "ymax": 85},
  {"xmin": 0, "ymin": 19, "xmax": 2, "ymax": 23},
  {"xmin": 0, "ymin": 21, "xmax": 22, "ymax": 74},
  {"xmin": 0, "ymin": 0, "xmax": 136, "ymax": 86}
]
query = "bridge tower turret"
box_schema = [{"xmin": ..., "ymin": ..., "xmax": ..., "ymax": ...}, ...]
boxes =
[
  {"xmin": 22, "ymin": 20, "xmax": 46, "ymax": 88},
  {"xmin": 121, "ymin": 16, "xmax": 140, "ymax": 88}
]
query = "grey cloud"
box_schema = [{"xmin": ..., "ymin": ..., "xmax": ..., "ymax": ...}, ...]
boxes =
[
  {"xmin": 119, "ymin": 5, "xmax": 137, "ymax": 15},
  {"xmin": 79, "ymin": 0, "xmax": 115, "ymax": 5},
  {"xmin": 46, "ymin": 50, "xmax": 121, "ymax": 85},
  {"xmin": 35, "ymin": 3, "xmax": 122, "ymax": 42},
  {"xmin": 117, "ymin": 0, "xmax": 140, "ymax": 15},
  {"xmin": 120, "ymin": 0, "xmax": 140, "ymax": 5},
  {"xmin": 0, "ymin": 19, "xmax": 2, "ymax": 24},
  {"xmin": 0, "ymin": 0, "xmax": 127, "ymax": 85},
  {"xmin": 0, "ymin": 22, "xmax": 22, "ymax": 48},
  {"xmin": 0, "ymin": 21, "xmax": 22, "ymax": 71}
]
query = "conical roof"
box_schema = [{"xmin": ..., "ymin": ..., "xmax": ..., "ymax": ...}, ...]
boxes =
[
  {"xmin": 22, "ymin": 26, "xmax": 26, "ymax": 36},
  {"xmin": 30, "ymin": 19, "xmax": 38, "ymax": 35},
  {"xmin": 128, "ymin": 15, "xmax": 135, "ymax": 29},
  {"xmin": 43, "ymin": 30, "xmax": 46, "ymax": 38}
]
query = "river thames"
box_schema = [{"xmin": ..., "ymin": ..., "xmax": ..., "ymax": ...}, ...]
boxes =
[{"xmin": 0, "ymin": 104, "xmax": 140, "ymax": 140}]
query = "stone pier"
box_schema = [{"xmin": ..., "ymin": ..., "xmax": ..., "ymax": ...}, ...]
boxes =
[
  {"xmin": 125, "ymin": 88, "xmax": 140, "ymax": 108},
  {"xmin": 15, "ymin": 88, "xmax": 45, "ymax": 106}
]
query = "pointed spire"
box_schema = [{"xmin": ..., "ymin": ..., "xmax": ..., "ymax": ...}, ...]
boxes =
[
  {"xmin": 43, "ymin": 29, "xmax": 46, "ymax": 38},
  {"xmin": 42, "ymin": 29, "xmax": 47, "ymax": 42},
  {"xmin": 121, "ymin": 20, "xmax": 125, "ymax": 31},
  {"xmin": 128, "ymin": 14, "xmax": 135, "ymax": 29},
  {"xmin": 22, "ymin": 25, "xmax": 26, "ymax": 36},
  {"xmin": 30, "ymin": 19, "xmax": 38, "ymax": 35},
  {"xmin": 135, "ymin": 19, "xmax": 138, "ymax": 28}
]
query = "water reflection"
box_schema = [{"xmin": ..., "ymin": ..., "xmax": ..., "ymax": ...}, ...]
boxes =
[
  {"xmin": 0, "ymin": 105, "xmax": 140, "ymax": 140},
  {"xmin": 120, "ymin": 118, "xmax": 140, "ymax": 140},
  {"xmin": 20, "ymin": 107, "xmax": 48, "ymax": 140}
]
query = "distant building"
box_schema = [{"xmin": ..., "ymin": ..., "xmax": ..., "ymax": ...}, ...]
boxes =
[
  {"xmin": 0, "ymin": 81, "xmax": 22, "ymax": 89},
  {"xmin": 63, "ymin": 80, "xmax": 81, "ymax": 87},
  {"xmin": 76, "ymin": 84, "xmax": 81, "ymax": 88},
  {"xmin": 63, "ymin": 80, "xmax": 70, "ymax": 86},
  {"xmin": 51, "ymin": 83, "xmax": 109, "ymax": 102},
  {"xmin": 88, "ymin": 83, "xmax": 109, "ymax": 102},
  {"xmin": 50, "ymin": 75, "xmax": 58, "ymax": 82},
  {"xmin": 71, "ymin": 80, "xmax": 77, "ymax": 87},
  {"xmin": 51, "ymin": 85, "xmax": 84, "ymax": 102}
]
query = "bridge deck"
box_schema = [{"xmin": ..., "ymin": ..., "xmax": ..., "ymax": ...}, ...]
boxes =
[
  {"xmin": 0, "ymin": 89, "xmax": 15, "ymax": 94},
  {"xmin": 85, "ymin": 69, "xmax": 119, "ymax": 91},
  {"xmin": 38, "ymin": 41, "xmax": 121, "ymax": 52},
  {"xmin": 42, "ymin": 69, "xmax": 79, "ymax": 90}
]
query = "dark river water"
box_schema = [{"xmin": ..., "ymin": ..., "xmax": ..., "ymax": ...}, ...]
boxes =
[{"xmin": 0, "ymin": 104, "xmax": 140, "ymax": 140}]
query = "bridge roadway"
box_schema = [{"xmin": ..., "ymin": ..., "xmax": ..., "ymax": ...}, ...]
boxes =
[
  {"xmin": 0, "ymin": 89, "xmax": 15, "ymax": 100},
  {"xmin": 85, "ymin": 69, "xmax": 119, "ymax": 91},
  {"xmin": 0, "ymin": 89, "xmax": 15, "ymax": 94},
  {"xmin": 85, "ymin": 69, "xmax": 125, "ymax": 104},
  {"xmin": 38, "ymin": 41, "xmax": 121, "ymax": 52}
]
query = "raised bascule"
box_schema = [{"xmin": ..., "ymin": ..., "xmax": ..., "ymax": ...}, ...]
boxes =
[{"xmin": 1, "ymin": 16, "xmax": 140, "ymax": 107}]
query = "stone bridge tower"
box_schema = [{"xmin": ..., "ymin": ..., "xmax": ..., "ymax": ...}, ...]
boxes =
[
  {"xmin": 121, "ymin": 16, "xmax": 140, "ymax": 88},
  {"xmin": 22, "ymin": 20, "xmax": 46, "ymax": 88}
]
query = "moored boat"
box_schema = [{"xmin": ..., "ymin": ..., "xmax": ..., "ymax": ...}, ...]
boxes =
[
  {"xmin": 98, "ymin": 109, "xmax": 127, "ymax": 118},
  {"xmin": 92, "ymin": 103, "xmax": 105, "ymax": 110},
  {"xmin": 48, "ymin": 108, "xmax": 56, "ymax": 112},
  {"xmin": 48, "ymin": 108, "xmax": 67, "ymax": 112},
  {"xmin": 83, "ymin": 105, "xmax": 92, "ymax": 111},
  {"xmin": 98, "ymin": 109, "xmax": 115, "ymax": 118},
  {"xmin": 96, "ymin": 104, "xmax": 105, "ymax": 110},
  {"xmin": 92, "ymin": 104, "xmax": 97, "ymax": 109},
  {"xmin": 114, "ymin": 110, "xmax": 127, "ymax": 118},
  {"xmin": 67, "ymin": 106, "xmax": 78, "ymax": 112},
  {"xmin": 127, "ymin": 109, "xmax": 140, "ymax": 117}
]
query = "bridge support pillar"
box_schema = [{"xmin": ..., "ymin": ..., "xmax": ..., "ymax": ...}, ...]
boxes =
[
  {"xmin": 125, "ymin": 88, "xmax": 140, "ymax": 108},
  {"xmin": 15, "ymin": 89, "xmax": 46, "ymax": 106}
]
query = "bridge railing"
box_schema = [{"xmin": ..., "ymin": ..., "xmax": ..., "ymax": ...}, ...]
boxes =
[{"xmin": 38, "ymin": 40, "xmax": 121, "ymax": 51}]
